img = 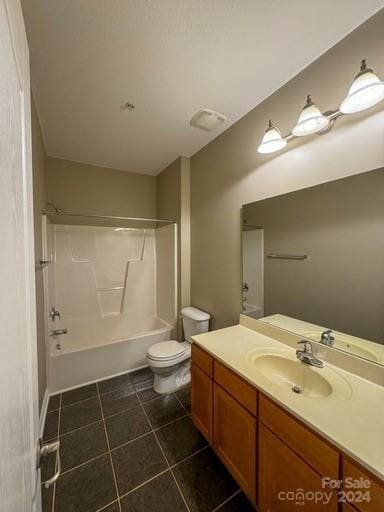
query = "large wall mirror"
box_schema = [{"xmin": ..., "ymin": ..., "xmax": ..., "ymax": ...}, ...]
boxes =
[{"xmin": 241, "ymin": 168, "xmax": 384, "ymax": 366}]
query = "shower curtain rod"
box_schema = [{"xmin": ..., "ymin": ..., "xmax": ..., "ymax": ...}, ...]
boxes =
[{"xmin": 42, "ymin": 210, "xmax": 175, "ymax": 223}]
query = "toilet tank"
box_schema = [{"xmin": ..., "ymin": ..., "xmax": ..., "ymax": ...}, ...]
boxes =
[{"xmin": 181, "ymin": 307, "xmax": 210, "ymax": 342}]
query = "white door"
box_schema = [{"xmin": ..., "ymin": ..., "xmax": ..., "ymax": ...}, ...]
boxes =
[{"xmin": 0, "ymin": 1, "xmax": 40, "ymax": 511}]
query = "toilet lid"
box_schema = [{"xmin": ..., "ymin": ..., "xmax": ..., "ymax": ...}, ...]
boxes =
[{"xmin": 147, "ymin": 340, "xmax": 186, "ymax": 360}]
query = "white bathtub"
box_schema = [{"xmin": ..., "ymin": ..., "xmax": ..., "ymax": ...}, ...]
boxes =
[{"xmin": 49, "ymin": 316, "xmax": 174, "ymax": 392}]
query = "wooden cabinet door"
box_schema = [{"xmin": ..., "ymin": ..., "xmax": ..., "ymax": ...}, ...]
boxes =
[
  {"xmin": 191, "ymin": 363, "xmax": 213, "ymax": 442},
  {"xmin": 213, "ymin": 383, "xmax": 256, "ymax": 504},
  {"xmin": 342, "ymin": 504, "xmax": 358, "ymax": 512},
  {"xmin": 258, "ymin": 423, "xmax": 337, "ymax": 512},
  {"xmin": 342, "ymin": 458, "xmax": 384, "ymax": 512}
]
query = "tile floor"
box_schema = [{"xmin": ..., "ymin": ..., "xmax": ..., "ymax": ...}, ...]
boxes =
[{"xmin": 41, "ymin": 367, "xmax": 255, "ymax": 512}]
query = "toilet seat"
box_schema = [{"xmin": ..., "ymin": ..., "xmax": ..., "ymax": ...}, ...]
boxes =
[
  {"xmin": 147, "ymin": 341, "xmax": 191, "ymax": 368},
  {"xmin": 147, "ymin": 340, "xmax": 186, "ymax": 360}
]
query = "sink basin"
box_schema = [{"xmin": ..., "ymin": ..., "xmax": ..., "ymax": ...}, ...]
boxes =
[
  {"xmin": 252, "ymin": 354, "xmax": 332, "ymax": 398},
  {"xmin": 247, "ymin": 348, "xmax": 351, "ymax": 401},
  {"xmin": 302, "ymin": 331, "xmax": 378, "ymax": 362}
]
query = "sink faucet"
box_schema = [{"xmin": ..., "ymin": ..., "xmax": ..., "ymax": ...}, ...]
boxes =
[
  {"xmin": 296, "ymin": 340, "xmax": 324, "ymax": 368},
  {"xmin": 320, "ymin": 329, "xmax": 335, "ymax": 346}
]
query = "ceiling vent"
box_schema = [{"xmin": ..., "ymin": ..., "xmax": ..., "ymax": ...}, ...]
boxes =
[{"xmin": 190, "ymin": 109, "xmax": 227, "ymax": 131}]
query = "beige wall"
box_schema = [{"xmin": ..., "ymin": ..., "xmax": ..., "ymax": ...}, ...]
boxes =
[
  {"xmin": 47, "ymin": 157, "xmax": 156, "ymax": 218},
  {"xmin": 156, "ymin": 157, "xmax": 190, "ymax": 338},
  {"xmin": 31, "ymin": 94, "xmax": 47, "ymax": 410},
  {"xmin": 190, "ymin": 10, "xmax": 384, "ymax": 331}
]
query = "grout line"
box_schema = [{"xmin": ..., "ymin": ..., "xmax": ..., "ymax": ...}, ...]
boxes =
[
  {"xmin": 108, "ymin": 411, "xmax": 190, "ymax": 456},
  {"xmin": 172, "ymin": 389, "xmax": 190, "ymax": 416},
  {"xmin": 58, "ymin": 417, "xmax": 104, "ymax": 438},
  {"xmin": 109, "ymin": 430, "xmax": 154, "ymax": 454},
  {"xmin": 135, "ymin": 388, "xmax": 166, "ymax": 404},
  {"xmin": 49, "ymin": 412, "xmax": 201, "ymax": 482},
  {"xmin": 56, "ymin": 417, "xmax": 103, "ymax": 438},
  {"xmin": 47, "ymin": 411, "xmax": 194, "ymax": 483},
  {"xmin": 46, "ymin": 407, "xmax": 60, "ymax": 414},
  {"xmin": 52, "ymin": 367, "xmax": 142, "ymax": 398},
  {"xmin": 95, "ymin": 498, "xmax": 121, "ymax": 512},
  {"xmin": 51, "ymin": 393, "xmax": 62, "ymax": 512},
  {"xmin": 96, "ymin": 382, "xmax": 122, "ymax": 512},
  {"xmin": 58, "ymin": 391, "xmax": 139, "ymax": 438},
  {"xmin": 52, "ymin": 438, "xmax": 208, "ymax": 483},
  {"xmin": 54, "ymin": 451, "xmax": 110, "ymax": 478},
  {"xmin": 151, "ymin": 412, "xmax": 189, "ymax": 432},
  {"xmin": 60, "ymin": 393, "xmax": 99, "ymax": 410},
  {"xmin": 169, "ymin": 445, "xmax": 209, "ymax": 470},
  {"xmin": 58, "ymin": 405, "xmax": 188, "ymax": 456},
  {"xmin": 136, "ymin": 395, "xmax": 192, "ymax": 512},
  {"xmin": 98, "ymin": 401, "xmax": 142, "ymax": 422},
  {"xmin": 211, "ymin": 489, "xmax": 242, "ymax": 512},
  {"xmin": 46, "ymin": 378, "xmax": 195, "ymax": 512},
  {"xmin": 118, "ymin": 468, "xmax": 170, "ymax": 502}
]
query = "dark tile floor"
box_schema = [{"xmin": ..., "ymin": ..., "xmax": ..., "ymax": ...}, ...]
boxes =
[{"xmin": 41, "ymin": 367, "xmax": 255, "ymax": 512}]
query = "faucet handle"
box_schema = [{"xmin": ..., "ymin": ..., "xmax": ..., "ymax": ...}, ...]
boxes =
[{"xmin": 297, "ymin": 340, "xmax": 312, "ymax": 353}]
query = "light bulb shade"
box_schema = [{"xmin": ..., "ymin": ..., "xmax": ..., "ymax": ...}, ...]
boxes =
[
  {"xmin": 292, "ymin": 95, "xmax": 329, "ymax": 136},
  {"xmin": 340, "ymin": 60, "xmax": 384, "ymax": 114},
  {"xmin": 257, "ymin": 120, "xmax": 287, "ymax": 154}
]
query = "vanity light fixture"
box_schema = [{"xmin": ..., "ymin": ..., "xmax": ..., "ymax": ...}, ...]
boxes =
[
  {"xmin": 257, "ymin": 120, "xmax": 287, "ymax": 154},
  {"xmin": 257, "ymin": 58, "xmax": 384, "ymax": 155},
  {"xmin": 340, "ymin": 59, "xmax": 384, "ymax": 114},
  {"xmin": 292, "ymin": 95, "xmax": 329, "ymax": 136}
]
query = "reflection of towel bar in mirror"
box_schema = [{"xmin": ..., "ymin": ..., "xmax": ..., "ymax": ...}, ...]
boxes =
[{"xmin": 267, "ymin": 253, "xmax": 308, "ymax": 260}]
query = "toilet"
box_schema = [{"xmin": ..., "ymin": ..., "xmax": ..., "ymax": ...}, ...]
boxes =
[{"xmin": 147, "ymin": 307, "xmax": 210, "ymax": 394}]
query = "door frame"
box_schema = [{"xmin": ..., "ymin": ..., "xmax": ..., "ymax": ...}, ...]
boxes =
[{"xmin": 1, "ymin": 0, "xmax": 41, "ymax": 509}]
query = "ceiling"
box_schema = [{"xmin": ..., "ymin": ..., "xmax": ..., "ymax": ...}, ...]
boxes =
[{"xmin": 22, "ymin": 1, "xmax": 383, "ymax": 175}]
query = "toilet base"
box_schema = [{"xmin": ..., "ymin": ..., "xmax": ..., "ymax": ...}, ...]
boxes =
[{"xmin": 153, "ymin": 361, "xmax": 191, "ymax": 394}]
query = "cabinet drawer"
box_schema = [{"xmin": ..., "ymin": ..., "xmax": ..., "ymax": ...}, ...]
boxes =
[
  {"xmin": 214, "ymin": 361, "xmax": 257, "ymax": 415},
  {"xmin": 342, "ymin": 458, "xmax": 384, "ymax": 512},
  {"xmin": 191, "ymin": 344, "xmax": 213, "ymax": 377},
  {"xmin": 259, "ymin": 395, "xmax": 338, "ymax": 479}
]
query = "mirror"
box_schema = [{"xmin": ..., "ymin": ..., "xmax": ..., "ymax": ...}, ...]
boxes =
[{"xmin": 241, "ymin": 168, "xmax": 384, "ymax": 366}]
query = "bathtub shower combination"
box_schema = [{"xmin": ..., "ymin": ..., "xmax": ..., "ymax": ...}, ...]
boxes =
[{"xmin": 43, "ymin": 216, "xmax": 177, "ymax": 391}]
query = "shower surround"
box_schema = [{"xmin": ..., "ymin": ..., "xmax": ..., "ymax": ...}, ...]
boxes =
[{"xmin": 45, "ymin": 221, "xmax": 176, "ymax": 391}]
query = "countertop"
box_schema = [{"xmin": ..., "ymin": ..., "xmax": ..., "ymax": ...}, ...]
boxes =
[{"xmin": 192, "ymin": 322, "xmax": 384, "ymax": 480}]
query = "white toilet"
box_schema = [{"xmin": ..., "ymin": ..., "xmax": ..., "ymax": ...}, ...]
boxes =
[{"xmin": 146, "ymin": 307, "xmax": 210, "ymax": 394}]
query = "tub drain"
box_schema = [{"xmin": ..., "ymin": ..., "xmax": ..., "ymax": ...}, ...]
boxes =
[{"xmin": 292, "ymin": 385, "xmax": 301, "ymax": 394}]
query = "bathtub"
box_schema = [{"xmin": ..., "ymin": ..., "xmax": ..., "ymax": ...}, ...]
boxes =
[{"xmin": 49, "ymin": 316, "xmax": 174, "ymax": 392}]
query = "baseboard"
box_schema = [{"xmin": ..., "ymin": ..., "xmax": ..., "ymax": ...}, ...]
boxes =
[{"xmin": 39, "ymin": 387, "xmax": 50, "ymax": 437}]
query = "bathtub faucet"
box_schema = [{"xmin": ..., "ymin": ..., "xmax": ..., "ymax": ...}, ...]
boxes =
[{"xmin": 50, "ymin": 329, "xmax": 68, "ymax": 336}]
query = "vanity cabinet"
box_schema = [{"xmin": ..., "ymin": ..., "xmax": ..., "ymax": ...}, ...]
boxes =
[
  {"xmin": 191, "ymin": 345, "xmax": 213, "ymax": 442},
  {"xmin": 341, "ymin": 458, "xmax": 384, "ymax": 512},
  {"xmin": 259, "ymin": 423, "xmax": 338, "ymax": 511},
  {"xmin": 191, "ymin": 345, "xmax": 384, "ymax": 512},
  {"xmin": 213, "ymin": 382, "xmax": 256, "ymax": 503},
  {"xmin": 259, "ymin": 395, "xmax": 339, "ymax": 479},
  {"xmin": 259, "ymin": 395, "xmax": 338, "ymax": 511},
  {"xmin": 342, "ymin": 505, "xmax": 358, "ymax": 512}
]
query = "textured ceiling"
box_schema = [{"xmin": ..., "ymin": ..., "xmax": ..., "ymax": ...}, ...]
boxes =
[{"xmin": 22, "ymin": 0, "xmax": 384, "ymax": 175}]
